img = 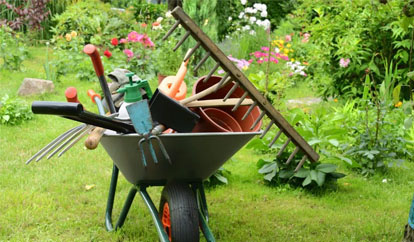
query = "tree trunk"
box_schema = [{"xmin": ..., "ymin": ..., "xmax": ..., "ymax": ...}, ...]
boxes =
[{"xmin": 168, "ymin": 0, "xmax": 182, "ymax": 10}]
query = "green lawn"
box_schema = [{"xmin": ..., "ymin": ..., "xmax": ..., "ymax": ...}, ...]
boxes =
[{"xmin": 0, "ymin": 47, "xmax": 413, "ymax": 241}]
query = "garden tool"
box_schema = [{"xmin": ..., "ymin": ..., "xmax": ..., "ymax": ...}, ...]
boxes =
[
  {"xmin": 83, "ymin": 44, "xmax": 116, "ymax": 114},
  {"xmin": 161, "ymin": 6, "xmax": 319, "ymax": 169},
  {"xmin": 31, "ymin": 101, "xmax": 135, "ymax": 133},
  {"xmin": 158, "ymin": 57, "xmax": 189, "ymax": 101},
  {"xmin": 126, "ymin": 100, "xmax": 171, "ymax": 167},
  {"xmin": 85, "ymin": 89, "xmax": 107, "ymax": 150}
]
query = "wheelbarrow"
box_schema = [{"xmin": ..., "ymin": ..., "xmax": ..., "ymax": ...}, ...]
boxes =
[{"xmin": 100, "ymin": 130, "xmax": 260, "ymax": 241}]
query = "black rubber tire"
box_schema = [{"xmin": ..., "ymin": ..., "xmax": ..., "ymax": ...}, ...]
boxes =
[{"xmin": 159, "ymin": 182, "xmax": 199, "ymax": 242}]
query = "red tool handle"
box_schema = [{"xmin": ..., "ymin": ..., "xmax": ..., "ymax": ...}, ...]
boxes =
[
  {"xmin": 65, "ymin": 87, "xmax": 80, "ymax": 103},
  {"xmin": 83, "ymin": 44, "xmax": 104, "ymax": 77},
  {"xmin": 87, "ymin": 89, "xmax": 101, "ymax": 104}
]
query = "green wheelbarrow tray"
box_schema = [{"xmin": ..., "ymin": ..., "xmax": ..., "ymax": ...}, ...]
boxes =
[{"xmin": 100, "ymin": 131, "xmax": 261, "ymax": 185}]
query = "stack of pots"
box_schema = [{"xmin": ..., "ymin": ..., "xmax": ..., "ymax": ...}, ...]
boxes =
[{"xmin": 192, "ymin": 75, "xmax": 262, "ymax": 132}]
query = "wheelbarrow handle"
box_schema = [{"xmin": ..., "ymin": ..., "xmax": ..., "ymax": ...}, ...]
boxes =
[
  {"xmin": 32, "ymin": 101, "xmax": 83, "ymax": 116},
  {"xmin": 32, "ymin": 101, "xmax": 135, "ymax": 133}
]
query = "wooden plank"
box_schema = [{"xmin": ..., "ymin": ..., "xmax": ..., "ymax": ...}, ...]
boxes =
[{"xmin": 171, "ymin": 7, "xmax": 319, "ymax": 162}]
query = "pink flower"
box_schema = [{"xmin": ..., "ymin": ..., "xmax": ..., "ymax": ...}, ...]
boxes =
[
  {"xmin": 261, "ymin": 46, "xmax": 269, "ymax": 52},
  {"xmin": 270, "ymin": 57, "xmax": 278, "ymax": 63},
  {"xmin": 120, "ymin": 38, "xmax": 127, "ymax": 44},
  {"xmin": 142, "ymin": 35, "xmax": 154, "ymax": 47},
  {"xmin": 302, "ymin": 33, "xmax": 310, "ymax": 43},
  {"xmin": 123, "ymin": 49, "xmax": 134, "ymax": 58},
  {"xmin": 280, "ymin": 55, "xmax": 289, "ymax": 61},
  {"xmin": 285, "ymin": 35, "xmax": 292, "ymax": 42},
  {"xmin": 128, "ymin": 31, "xmax": 140, "ymax": 42},
  {"xmin": 339, "ymin": 58, "xmax": 350, "ymax": 68}
]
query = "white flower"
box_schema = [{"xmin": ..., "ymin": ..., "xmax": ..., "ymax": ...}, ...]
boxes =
[
  {"xmin": 262, "ymin": 19, "xmax": 270, "ymax": 29},
  {"xmin": 241, "ymin": 0, "xmax": 247, "ymax": 5},
  {"xmin": 245, "ymin": 7, "xmax": 254, "ymax": 14},
  {"xmin": 239, "ymin": 12, "xmax": 245, "ymax": 19},
  {"xmin": 242, "ymin": 25, "xmax": 251, "ymax": 31},
  {"xmin": 261, "ymin": 11, "xmax": 267, "ymax": 18},
  {"xmin": 237, "ymin": 27, "xmax": 241, "ymax": 31},
  {"xmin": 153, "ymin": 25, "xmax": 162, "ymax": 30},
  {"xmin": 228, "ymin": 16, "xmax": 232, "ymax": 21},
  {"xmin": 226, "ymin": 35, "xmax": 230, "ymax": 39},
  {"xmin": 156, "ymin": 17, "xmax": 163, "ymax": 23},
  {"xmin": 382, "ymin": 179, "xmax": 388, "ymax": 183},
  {"xmin": 165, "ymin": 11, "xmax": 172, "ymax": 18},
  {"xmin": 249, "ymin": 16, "xmax": 256, "ymax": 24},
  {"xmin": 274, "ymin": 47, "xmax": 280, "ymax": 53},
  {"xmin": 249, "ymin": 30, "xmax": 256, "ymax": 35}
]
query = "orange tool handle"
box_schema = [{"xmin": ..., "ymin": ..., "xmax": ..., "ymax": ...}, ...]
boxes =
[
  {"xmin": 87, "ymin": 89, "xmax": 101, "ymax": 104},
  {"xmin": 65, "ymin": 87, "xmax": 80, "ymax": 103},
  {"xmin": 83, "ymin": 44, "xmax": 104, "ymax": 77}
]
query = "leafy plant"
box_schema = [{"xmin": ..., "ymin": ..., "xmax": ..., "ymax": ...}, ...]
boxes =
[
  {"xmin": 0, "ymin": 26, "xmax": 28, "ymax": 70},
  {"xmin": 256, "ymin": 155, "xmax": 344, "ymax": 188},
  {"xmin": 0, "ymin": 0, "xmax": 51, "ymax": 31},
  {"xmin": 0, "ymin": 94, "xmax": 33, "ymax": 125},
  {"xmin": 203, "ymin": 167, "xmax": 231, "ymax": 187}
]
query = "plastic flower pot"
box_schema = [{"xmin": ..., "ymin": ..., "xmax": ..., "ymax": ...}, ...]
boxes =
[
  {"xmin": 192, "ymin": 108, "xmax": 242, "ymax": 132},
  {"xmin": 192, "ymin": 75, "xmax": 262, "ymax": 132}
]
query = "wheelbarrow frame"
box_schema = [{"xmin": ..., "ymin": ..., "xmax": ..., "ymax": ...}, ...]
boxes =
[
  {"xmin": 104, "ymin": 167, "xmax": 214, "ymax": 241},
  {"xmin": 100, "ymin": 131, "xmax": 260, "ymax": 241}
]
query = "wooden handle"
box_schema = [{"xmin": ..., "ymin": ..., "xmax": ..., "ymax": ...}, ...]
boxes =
[
  {"xmin": 185, "ymin": 98, "xmax": 254, "ymax": 108},
  {"xmin": 83, "ymin": 44, "xmax": 104, "ymax": 77},
  {"xmin": 180, "ymin": 81, "xmax": 222, "ymax": 105},
  {"xmin": 87, "ymin": 89, "xmax": 101, "ymax": 104},
  {"xmin": 84, "ymin": 127, "xmax": 106, "ymax": 150}
]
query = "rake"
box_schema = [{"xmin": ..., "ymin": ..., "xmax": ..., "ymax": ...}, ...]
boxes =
[{"xmin": 162, "ymin": 7, "xmax": 319, "ymax": 170}]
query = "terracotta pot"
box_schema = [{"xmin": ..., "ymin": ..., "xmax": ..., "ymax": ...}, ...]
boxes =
[
  {"xmin": 192, "ymin": 75, "xmax": 262, "ymax": 132},
  {"xmin": 157, "ymin": 73, "xmax": 167, "ymax": 84},
  {"xmin": 192, "ymin": 108, "xmax": 242, "ymax": 132}
]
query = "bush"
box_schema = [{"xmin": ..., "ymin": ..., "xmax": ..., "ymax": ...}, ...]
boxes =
[
  {"xmin": 51, "ymin": 0, "xmax": 135, "ymax": 47},
  {"xmin": 285, "ymin": 0, "xmax": 409, "ymax": 98},
  {"xmin": 0, "ymin": 95, "xmax": 33, "ymax": 125},
  {"xmin": 0, "ymin": 26, "xmax": 28, "ymax": 70}
]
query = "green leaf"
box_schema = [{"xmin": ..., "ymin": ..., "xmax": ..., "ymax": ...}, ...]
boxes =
[
  {"xmin": 279, "ymin": 170, "xmax": 294, "ymax": 179},
  {"xmin": 213, "ymin": 173, "xmax": 228, "ymax": 184},
  {"xmin": 316, "ymin": 163, "xmax": 337, "ymax": 173},
  {"xmin": 258, "ymin": 163, "xmax": 277, "ymax": 174},
  {"xmin": 308, "ymin": 138, "xmax": 322, "ymax": 146},
  {"xmin": 404, "ymin": 117, "xmax": 413, "ymax": 129},
  {"xmin": 3, "ymin": 115, "xmax": 10, "ymax": 121},
  {"xmin": 294, "ymin": 168, "xmax": 310, "ymax": 178},
  {"xmin": 329, "ymin": 172, "xmax": 346, "ymax": 179},
  {"xmin": 310, "ymin": 170, "xmax": 318, "ymax": 181},
  {"xmin": 328, "ymin": 139, "xmax": 339, "ymax": 147},
  {"xmin": 246, "ymin": 138, "xmax": 267, "ymax": 150},
  {"xmin": 316, "ymin": 171, "xmax": 326, "ymax": 186},
  {"xmin": 362, "ymin": 74, "xmax": 370, "ymax": 100},
  {"xmin": 264, "ymin": 170, "xmax": 277, "ymax": 181},
  {"xmin": 302, "ymin": 175, "xmax": 312, "ymax": 187},
  {"xmin": 393, "ymin": 84, "xmax": 401, "ymax": 105}
]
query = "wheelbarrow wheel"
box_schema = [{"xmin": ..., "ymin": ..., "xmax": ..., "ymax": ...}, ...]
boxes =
[{"xmin": 159, "ymin": 182, "xmax": 199, "ymax": 242}]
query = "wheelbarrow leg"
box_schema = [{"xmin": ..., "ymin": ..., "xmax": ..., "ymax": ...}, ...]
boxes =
[
  {"xmin": 192, "ymin": 183, "xmax": 215, "ymax": 242},
  {"xmin": 105, "ymin": 165, "xmax": 138, "ymax": 231},
  {"xmin": 139, "ymin": 185, "xmax": 170, "ymax": 242}
]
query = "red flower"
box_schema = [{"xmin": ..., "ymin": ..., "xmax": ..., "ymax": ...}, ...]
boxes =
[
  {"xmin": 104, "ymin": 50, "xmax": 112, "ymax": 58},
  {"xmin": 141, "ymin": 23, "xmax": 147, "ymax": 28},
  {"xmin": 111, "ymin": 38, "xmax": 118, "ymax": 46}
]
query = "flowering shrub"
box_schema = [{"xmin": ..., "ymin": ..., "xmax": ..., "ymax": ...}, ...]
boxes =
[{"xmin": 229, "ymin": 2, "xmax": 271, "ymax": 35}]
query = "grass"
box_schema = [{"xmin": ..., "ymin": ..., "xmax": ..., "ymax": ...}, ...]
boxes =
[{"xmin": 1, "ymin": 47, "xmax": 413, "ymax": 241}]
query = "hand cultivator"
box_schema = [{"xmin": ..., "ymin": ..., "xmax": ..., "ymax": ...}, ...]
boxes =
[{"xmin": 26, "ymin": 7, "xmax": 319, "ymax": 242}]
